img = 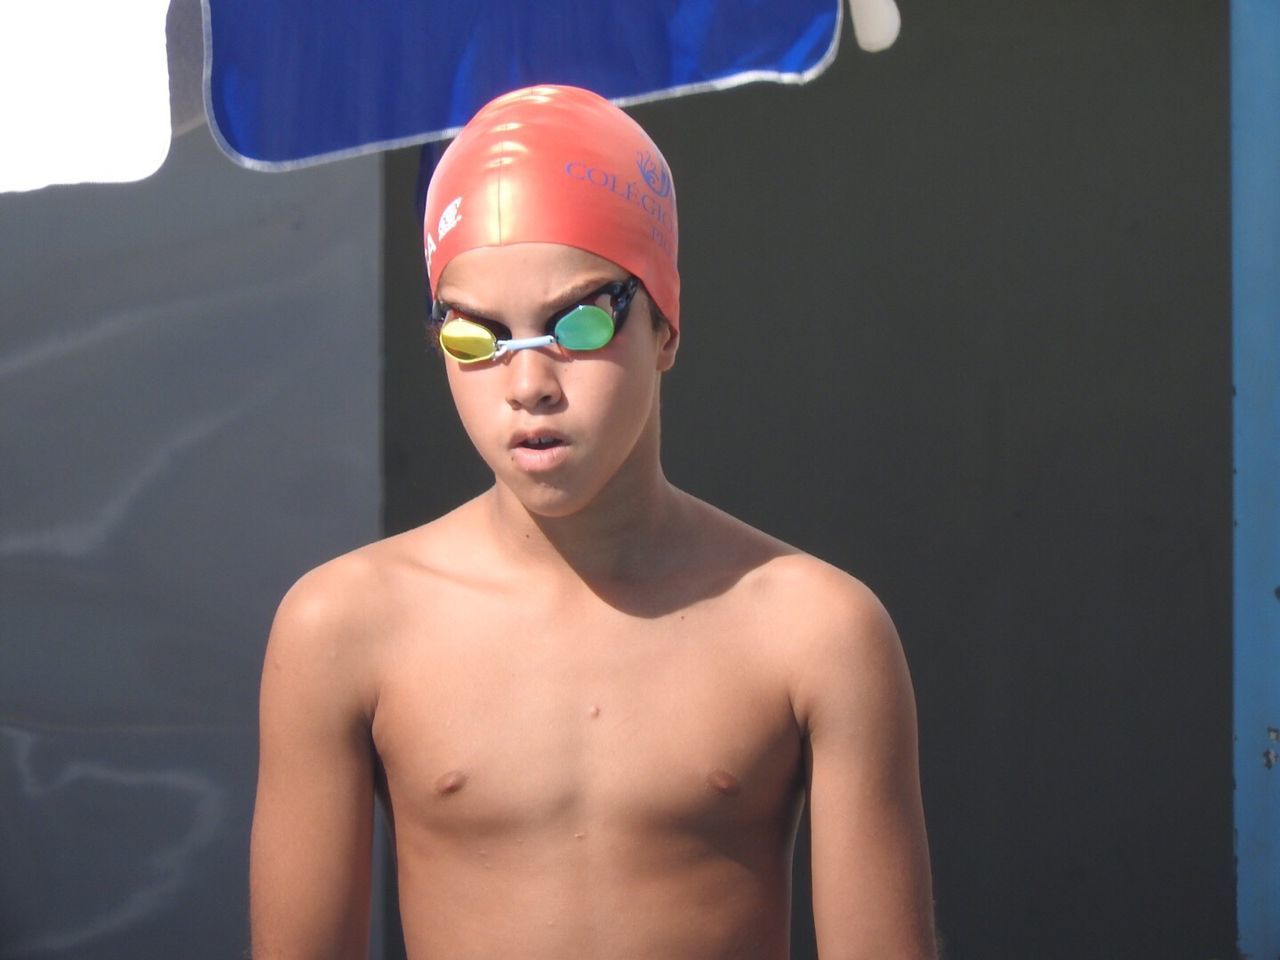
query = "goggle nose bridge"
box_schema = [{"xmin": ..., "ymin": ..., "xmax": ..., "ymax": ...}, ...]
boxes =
[{"xmin": 492, "ymin": 333, "xmax": 557, "ymax": 358}]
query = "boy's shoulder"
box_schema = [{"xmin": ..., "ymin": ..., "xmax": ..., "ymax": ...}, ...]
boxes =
[
  {"xmin": 687, "ymin": 495, "xmax": 885, "ymax": 610},
  {"xmin": 683, "ymin": 499, "xmax": 906, "ymax": 729},
  {"xmin": 271, "ymin": 499, "xmax": 482, "ymax": 640},
  {"xmin": 680, "ymin": 495, "xmax": 897, "ymax": 651},
  {"xmin": 742, "ymin": 548, "xmax": 898, "ymax": 674}
]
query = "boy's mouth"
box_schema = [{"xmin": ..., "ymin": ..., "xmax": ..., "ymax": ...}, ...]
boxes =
[
  {"xmin": 513, "ymin": 433, "xmax": 565, "ymax": 450},
  {"xmin": 510, "ymin": 432, "xmax": 570, "ymax": 471}
]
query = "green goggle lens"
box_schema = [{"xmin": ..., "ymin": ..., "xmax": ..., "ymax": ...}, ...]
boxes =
[
  {"xmin": 438, "ymin": 304, "xmax": 616, "ymax": 364},
  {"xmin": 553, "ymin": 304, "xmax": 615, "ymax": 350}
]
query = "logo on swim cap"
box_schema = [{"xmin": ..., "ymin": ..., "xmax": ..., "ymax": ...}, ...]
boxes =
[
  {"xmin": 438, "ymin": 196, "xmax": 463, "ymax": 241},
  {"xmin": 636, "ymin": 151, "xmax": 671, "ymax": 199}
]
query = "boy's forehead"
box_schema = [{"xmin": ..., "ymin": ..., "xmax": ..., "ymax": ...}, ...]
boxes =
[
  {"xmin": 437, "ymin": 243, "xmax": 625, "ymax": 301},
  {"xmin": 437, "ymin": 244, "xmax": 622, "ymax": 285}
]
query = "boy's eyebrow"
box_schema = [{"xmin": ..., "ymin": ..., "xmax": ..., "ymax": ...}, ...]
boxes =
[
  {"xmin": 435, "ymin": 297, "xmax": 499, "ymax": 325},
  {"xmin": 437, "ymin": 275, "xmax": 620, "ymax": 323}
]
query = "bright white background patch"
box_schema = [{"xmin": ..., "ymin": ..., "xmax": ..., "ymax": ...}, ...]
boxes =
[{"xmin": 0, "ymin": 0, "xmax": 173, "ymax": 193}]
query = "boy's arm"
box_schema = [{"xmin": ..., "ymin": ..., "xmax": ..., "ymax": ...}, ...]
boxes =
[
  {"xmin": 794, "ymin": 573, "xmax": 937, "ymax": 960},
  {"xmin": 250, "ymin": 570, "xmax": 377, "ymax": 960}
]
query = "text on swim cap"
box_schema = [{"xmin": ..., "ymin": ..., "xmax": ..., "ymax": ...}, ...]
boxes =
[
  {"xmin": 438, "ymin": 197, "xmax": 463, "ymax": 241},
  {"xmin": 564, "ymin": 161, "xmax": 675, "ymax": 259},
  {"xmin": 425, "ymin": 195, "xmax": 463, "ymax": 275}
]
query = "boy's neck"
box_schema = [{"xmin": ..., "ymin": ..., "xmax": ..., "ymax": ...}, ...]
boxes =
[{"xmin": 484, "ymin": 461, "xmax": 688, "ymax": 584}]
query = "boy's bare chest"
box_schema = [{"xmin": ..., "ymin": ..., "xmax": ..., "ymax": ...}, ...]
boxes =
[{"xmin": 371, "ymin": 602, "xmax": 802, "ymax": 843}]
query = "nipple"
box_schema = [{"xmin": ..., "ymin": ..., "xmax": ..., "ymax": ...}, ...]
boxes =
[
  {"xmin": 434, "ymin": 769, "xmax": 468, "ymax": 796},
  {"xmin": 706, "ymin": 769, "xmax": 741, "ymax": 797}
]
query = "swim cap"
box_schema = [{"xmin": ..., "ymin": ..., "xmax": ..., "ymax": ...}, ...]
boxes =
[{"xmin": 423, "ymin": 85, "xmax": 680, "ymax": 331}]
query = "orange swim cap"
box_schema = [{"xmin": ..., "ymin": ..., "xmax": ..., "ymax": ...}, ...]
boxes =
[{"xmin": 423, "ymin": 85, "xmax": 680, "ymax": 331}]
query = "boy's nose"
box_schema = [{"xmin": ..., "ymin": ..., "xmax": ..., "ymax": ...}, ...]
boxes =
[{"xmin": 504, "ymin": 346, "xmax": 563, "ymax": 411}]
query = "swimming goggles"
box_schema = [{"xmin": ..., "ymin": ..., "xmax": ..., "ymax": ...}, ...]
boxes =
[{"xmin": 433, "ymin": 277, "xmax": 638, "ymax": 364}]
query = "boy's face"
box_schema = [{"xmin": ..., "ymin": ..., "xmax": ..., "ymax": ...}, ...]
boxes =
[{"xmin": 436, "ymin": 242, "xmax": 678, "ymax": 518}]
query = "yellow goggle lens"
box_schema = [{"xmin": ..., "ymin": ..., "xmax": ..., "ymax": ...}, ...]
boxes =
[{"xmin": 439, "ymin": 317, "xmax": 498, "ymax": 363}]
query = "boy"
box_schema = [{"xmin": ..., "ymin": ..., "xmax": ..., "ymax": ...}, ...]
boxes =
[{"xmin": 250, "ymin": 84, "xmax": 935, "ymax": 960}]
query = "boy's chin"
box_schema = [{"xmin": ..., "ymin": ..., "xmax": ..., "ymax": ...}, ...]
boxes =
[{"xmin": 495, "ymin": 478, "xmax": 593, "ymax": 520}]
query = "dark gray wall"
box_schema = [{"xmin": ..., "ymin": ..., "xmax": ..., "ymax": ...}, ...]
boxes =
[
  {"xmin": 384, "ymin": 2, "xmax": 1233, "ymax": 957},
  {"xmin": 0, "ymin": 125, "xmax": 381, "ymax": 956}
]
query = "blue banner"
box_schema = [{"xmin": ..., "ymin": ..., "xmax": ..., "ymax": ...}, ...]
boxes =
[{"xmin": 205, "ymin": 0, "xmax": 842, "ymax": 167}]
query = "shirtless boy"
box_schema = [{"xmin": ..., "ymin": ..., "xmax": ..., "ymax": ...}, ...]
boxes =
[{"xmin": 250, "ymin": 85, "xmax": 936, "ymax": 960}]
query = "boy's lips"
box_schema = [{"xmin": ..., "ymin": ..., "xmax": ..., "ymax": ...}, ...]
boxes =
[
  {"xmin": 509, "ymin": 430, "xmax": 567, "ymax": 450},
  {"xmin": 509, "ymin": 430, "xmax": 570, "ymax": 471}
]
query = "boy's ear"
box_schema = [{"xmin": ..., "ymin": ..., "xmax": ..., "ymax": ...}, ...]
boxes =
[{"xmin": 656, "ymin": 319, "xmax": 679, "ymax": 373}]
